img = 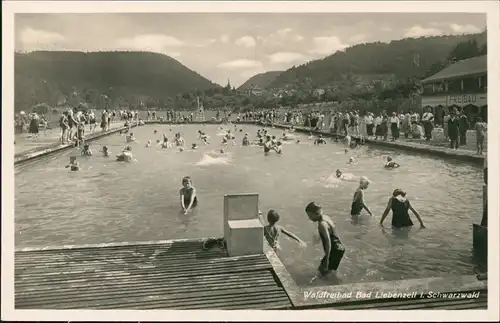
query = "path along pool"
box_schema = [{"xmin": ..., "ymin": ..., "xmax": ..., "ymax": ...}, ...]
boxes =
[{"xmin": 15, "ymin": 124, "xmax": 484, "ymax": 286}]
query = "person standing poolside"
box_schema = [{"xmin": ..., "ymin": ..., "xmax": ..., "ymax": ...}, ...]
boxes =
[
  {"xmin": 422, "ymin": 108, "xmax": 434, "ymax": 141},
  {"xmin": 379, "ymin": 189, "xmax": 425, "ymax": 228},
  {"xmin": 305, "ymin": 202, "xmax": 345, "ymax": 277},
  {"xmin": 448, "ymin": 108, "xmax": 460, "ymax": 150},
  {"xmin": 350, "ymin": 176, "xmax": 373, "ymax": 217},
  {"xmin": 475, "ymin": 117, "xmax": 487, "ymax": 155}
]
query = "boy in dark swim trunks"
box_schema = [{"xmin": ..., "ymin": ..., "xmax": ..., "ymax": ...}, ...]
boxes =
[
  {"xmin": 305, "ymin": 202, "xmax": 345, "ymax": 277},
  {"xmin": 180, "ymin": 176, "xmax": 198, "ymax": 215}
]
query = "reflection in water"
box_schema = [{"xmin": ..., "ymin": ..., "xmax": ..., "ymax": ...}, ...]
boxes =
[{"xmin": 15, "ymin": 124, "xmax": 484, "ymax": 285}]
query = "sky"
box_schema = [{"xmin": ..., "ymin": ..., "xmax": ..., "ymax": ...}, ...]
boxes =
[{"xmin": 15, "ymin": 13, "xmax": 486, "ymax": 87}]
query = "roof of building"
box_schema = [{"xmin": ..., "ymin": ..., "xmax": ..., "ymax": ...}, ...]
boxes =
[{"xmin": 421, "ymin": 55, "xmax": 487, "ymax": 83}]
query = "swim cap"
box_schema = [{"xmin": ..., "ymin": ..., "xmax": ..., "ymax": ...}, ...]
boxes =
[{"xmin": 360, "ymin": 176, "xmax": 370, "ymax": 185}]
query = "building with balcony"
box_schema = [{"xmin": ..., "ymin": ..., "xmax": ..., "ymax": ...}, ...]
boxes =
[{"xmin": 420, "ymin": 55, "xmax": 487, "ymax": 125}]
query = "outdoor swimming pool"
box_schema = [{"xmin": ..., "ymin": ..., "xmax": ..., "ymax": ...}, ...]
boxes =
[{"xmin": 15, "ymin": 124, "xmax": 484, "ymax": 286}]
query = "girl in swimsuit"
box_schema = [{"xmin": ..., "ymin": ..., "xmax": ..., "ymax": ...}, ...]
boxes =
[
  {"xmin": 305, "ymin": 202, "xmax": 345, "ymax": 277},
  {"xmin": 350, "ymin": 176, "xmax": 373, "ymax": 216},
  {"xmin": 180, "ymin": 176, "xmax": 198, "ymax": 215},
  {"xmin": 380, "ymin": 189, "xmax": 425, "ymax": 228},
  {"xmin": 261, "ymin": 210, "xmax": 306, "ymax": 252}
]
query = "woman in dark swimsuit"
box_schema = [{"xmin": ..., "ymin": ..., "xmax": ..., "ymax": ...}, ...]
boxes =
[
  {"xmin": 380, "ymin": 189, "xmax": 425, "ymax": 228},
  {"xmin": 305, "ymin": 202, "xmax": 345, "ymax": 276},
  {"xmin": 350, "ymin": 177, "xmax": 373, "ymax": 216}
]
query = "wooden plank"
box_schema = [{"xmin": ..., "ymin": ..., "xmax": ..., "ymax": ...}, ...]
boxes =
[
  {"xmin": 57, "ymin": 290, "xmax": 289, "ymax": 310},
  {"xmin": 15, "ymin": 254, "xmax": 268, "ymax": 277},
  {"xmin": 15, "ymin": 248, "xmax": 226, "ymax": 263},
  {"xmin": 15, "ymin": 239, "xmax": 210, "ymax": 254},
  {"xmin": 16, "ymin": 272, "xmax": 277, "ymax": 299},
  {"xmin": 15, "ymin": 243, "xmax": 225, "ymax": 261},
  {"xmin": 17, "ymin": 285, "xmax": 286, "ymax": 309},
  {"xmin": 14, "ymin": 249, "xmax": 230, "ymax": 267},
  {"xmin": 15, "ymin": 255, "xmax": 271, "ymax": 281},
  {"xmin": 15, "ymin": 270, "xmax": 272, "ymax": 294}
]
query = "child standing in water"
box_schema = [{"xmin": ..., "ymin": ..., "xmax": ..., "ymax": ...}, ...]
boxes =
[
  {"xmin": 350, "ymin": 176, "xmax": 373, "ymax": 217},
  {"xmin": 65, "ymin": 156, "xmax": 80, "ymax": 171},
  {"xmin": 380, "ymin": 189, "xmax": 425, "ymax": 228},
  {"xmin": 260, "ymin": 210, "xmax": 307, "ymax": 251},
  {"xmin": 305, "ymin": 202, "xmax": 345, "ymax": 277},
  {"xmin": 180, "ymin": 176, "xmax": 198, "ymax": 215}
]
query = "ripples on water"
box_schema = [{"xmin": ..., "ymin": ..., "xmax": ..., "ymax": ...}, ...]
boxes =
[{"xmin": 15, "ymin": 124, "xmax": 484, "ymax": 285}]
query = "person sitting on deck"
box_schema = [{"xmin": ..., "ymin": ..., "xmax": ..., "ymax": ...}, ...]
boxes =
[
  {"xmin": 379, "ymin": 189, "xmax": 425, "ymax": 229},
  {"xmin": 260, "ymin": 209, "xmax": 307, "ymax": 252},
  {"xmin": 305, "ymin": 202, "xmax": 345, "ymax": 278}
]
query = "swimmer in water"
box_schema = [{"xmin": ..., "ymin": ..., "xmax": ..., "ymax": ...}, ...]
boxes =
[
  {"xmin": 384, "ymin": 156, "xmax": 400, "ymax": 168},
  {"xmin": 380, "ymin": 189, "xmax": 425, "ymax": 228},
  {"xmin": 81, "ymin": 143, "xmax": 92, "ymax": 156},
  {"xmin": 101, "ymin": 145, "xmax": 110, "ymax": 157},
  {"xmin": 349, "ymin": 140, "xmax": 358, "ymax": 149},
  {"xmin": 65, "ymin": 156, "xmax": 80, "ymax": 171},
  {"xmin": 116, "ymin": 146, "xmax": 133, "ymax": 162},
  {"xmin": 344, "ymin": 135, "xmax": 352, "ymax": 148},
  {"xmin": 154, "ymin": 130, "xmax": 158, "ymax": 134},
  {"xmin": 274, "ymin": 141, "xmax": 283, "ymax": 154},
  {"xmin": 350, "ymin": 176, "xmax": 373, "ymax": 217},
  {"xmin": 179, "ymin": 147, "xmax": 184, "ymax": 152},
  {"xmin": 146, "ymin": 140, "xmax": 152, "ymax": 148},
  {"xmin": 220, "ymin": 149, "xmax": 225, "ymax": 154},
  {"xmin": 263, "ymin": 135, "xmax": 273, "ymax": 154},
  {"xmin": 308, "ymin": 132, "xmax": 314, "ymax": 140},
  {"xmin": 348, "ymin": 157, "xmax": 355, "ymax": 164},
  {"xmin": 126, "ymin": 132, "xmax": 136, "ymax": 143},
  {"xmin": 305, "ymin": 202, "xmax": 345, "ymax": 278},
  {"xmin": 345, "ymin": 149, "xmax": 349, "ymax": 153},
  {"xmin": 314, "ymin": 135, "xmax": 327, "ymax": 145},
  {"xmin": 242, "ymin": 133, "xmax": 250, "ymax": 146},
  {"xmin": 260, "ymin": 209, "xmax": 307, "ymax": 251},
  {"xmin": 335, "ymin": 169, "xmax": 344, "ymax": 179},
  {"xmin": 180, "ymin": 176, "xmax": 198, "ymax": 215},
  {"xmin": 192, "ymin": 143, "xmax": 197, "ymax": 150},
  {"xmin": 296, "ymin": 140, "xmax": 300, "ymax": 144}
]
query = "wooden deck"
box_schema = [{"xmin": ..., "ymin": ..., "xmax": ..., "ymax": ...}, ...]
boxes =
[
  {"xmin": 15, "ymin": 239, "xmax": 292, "ymax": 310},
  {"xmin": 15, "ymin": 238, "xmax": 488, "ymax": 311}
]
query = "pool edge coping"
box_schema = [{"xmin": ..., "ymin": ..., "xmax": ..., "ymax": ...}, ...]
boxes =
[
  {"xmin": 15, "ymin": 238, "xmax": 487, "ymax": 309},
  {"xmin": 14, "ymin": 124, "xmax": 140, "ymax": 166},
  {"xmin": 267, "ymin": 122, "xmax": 484, "ymax": 165}
]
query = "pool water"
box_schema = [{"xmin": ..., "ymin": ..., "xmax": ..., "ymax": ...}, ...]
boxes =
[{"xmin": 15, "ymin": 124, "xmax": 484, "ymax": 286}]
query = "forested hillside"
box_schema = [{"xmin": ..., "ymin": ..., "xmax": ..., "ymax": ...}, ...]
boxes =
[
  {"xmin": 238, "ymin": 71, "xmax": 283, "ymax": 90},
  {"xmin": 269, "ymin": 31, "xmax": 487, "ymax": 90},
  {"xmin": 14, "ymin": 51, "xmax": 220, "ymax": 112}
]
